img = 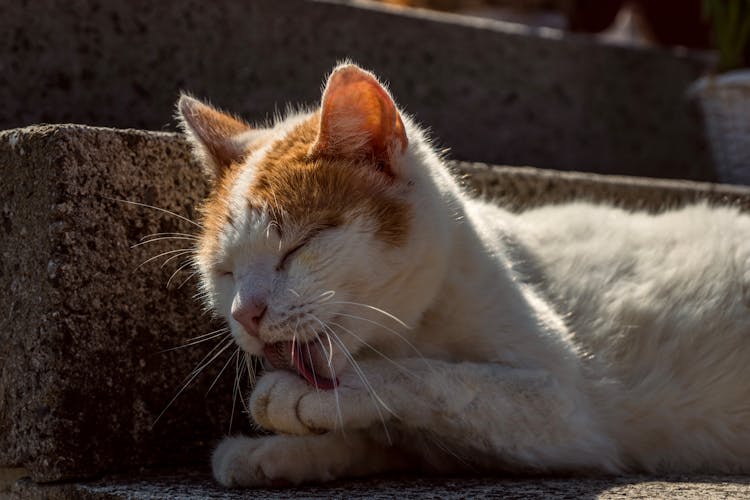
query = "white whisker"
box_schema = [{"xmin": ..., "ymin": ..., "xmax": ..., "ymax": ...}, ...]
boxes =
[
  {"xmin": 160, "ymin": 250, "xmax": 196, "ymax": 269},
  {"xmin": 325, "ymin": 333, "xmax": 334, "ymax": 365},
  {"xmin": 323, "ymin": 326, "xmax": 395, "ymax": 444},
  {"xmin": 159, "ymin": 328, "xmax": 230, "ymax": 353},
  {"xmin": 237, "ymin": 352, "xmax": 253, "ymax": 416},
  {"xmin": 153, "ymin": 336, "xmax": 235, "ymax": 427},
  {"xmin": 312, "ymin": 290, "xmax": 336, "ymax": 303},
  {"xmin": 140, "ymin": 231, "xmax": 199, "ymax": 241},
  {"xmin": 185, "ymin": 327, "xmax": 231, "ymax": 343},
  {"xmin": 332, "ymin": 312, "xmax": 435, "ymax": 374},
  {"xmin": 182, "ymin": 333, "xmax": 234, "ymax": 381},
  {"xmin": 291, "ymin": 334, "xmax": 298, "ymax": 365},
  {"xmin": 426, "ymin": 432, "xmax": 475, "ymax": 470},
  {"xmin": 207, "ymin": 347, "xmax": 239, "ymax": 394},
  {"xmin": 302, "ymin": 325, "xmax": 321, "ymax": 393},
  {"xmin": 109, "ymin": 197, "xmax": 203, "ymax": 229},
  {"xmin": 312, "ymin": 331, "xmax": 344, "ymax": 433},
  {"xmin": 135, "ymin": 248, "xmax": 194, "ymax": 271},
  {"xmin": 320, "ymin": 301, "xmax": 410, "ymax": 329},
  {"xmin": 245, "ymin": 352, "xmax": 257, "ymax": 388},
  {"xmin": 131, "ymin": 236, "xmax": 198, "ymax": 248},
  {"xmin": 307, "ymin": 313, "xmax": 395, "ymax": 443},
  {"xmin": 229, "ymin": 348, "xmax": 242, "ymax": 433},
  {"xmin": 326, "ymin": 329, "xmax": 397, "ymax": 419},
  {"xmin": 178, "ymin": 270, "xmax": 200, "ymax": 289},
  {"xmin": 328, "ymin": 320, "xmax": 426, "ymax": 384},
  {"xmin": 166, "ymin": 259, "xmax": 195, "ymax": 288}
]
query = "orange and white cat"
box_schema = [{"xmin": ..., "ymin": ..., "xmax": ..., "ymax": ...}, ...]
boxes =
[{"xmin": 178, "ymin": 63, "xmax": 750, "ymax": 487}]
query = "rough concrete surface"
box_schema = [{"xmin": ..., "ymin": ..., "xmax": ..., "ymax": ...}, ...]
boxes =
[
  {"xmin": 1, "ymin": 0, "xmax": 713, "ymax": 179},
  {"xmin": 454, "ymin": 162, "xmax": 750, "ymax": 212},
  {"xmin": 10, "ymin": 469, "xmax": 750, "ymax": 499},
  {"xmin": 3, "ymin": 125, "xmax": 750, "ymax": 494},
  {"xmin": 0, "ymin": 125, "xmax": 251, "ymax": 482}
]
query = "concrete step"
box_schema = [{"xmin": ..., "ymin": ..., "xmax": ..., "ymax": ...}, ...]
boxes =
[
  {"xmin": 2, "ymin": 125, "xmax": 750, "ymax": 491},
  {"xmin": 1, "ymin": 0, "xmax": 714, "ymax": 179},
  {"xmin": 0, "ymin": 125, "xmax": 249, "ymax": 482},
  {"xmin": 9, "ymin": 468, "xmax": 750, "ymax": 499}
]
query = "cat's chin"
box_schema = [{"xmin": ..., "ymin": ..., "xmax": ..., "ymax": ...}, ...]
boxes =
[{"xmin": 263, "ymin": 340, "xmax": 339, "ymax": 391}]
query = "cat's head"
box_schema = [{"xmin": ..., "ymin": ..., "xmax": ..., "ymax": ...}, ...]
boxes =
[{"xmin": 178, "ymin": 63, "xmax": 451, "ymax": 388}]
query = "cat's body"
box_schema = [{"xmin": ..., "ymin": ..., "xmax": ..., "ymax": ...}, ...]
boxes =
[{"xmin": 178, "ymin": 63, "xmax": 750, "ymax": 487}]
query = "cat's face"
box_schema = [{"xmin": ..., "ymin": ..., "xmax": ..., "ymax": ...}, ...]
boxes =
[{"xmin": 179, "ymin": 64, "xmax": 448, "ymax": 389}]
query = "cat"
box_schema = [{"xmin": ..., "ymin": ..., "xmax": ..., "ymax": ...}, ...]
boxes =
[{"xmin": 177, "ymin": 62, "xmax": 750, "ymax": 487}]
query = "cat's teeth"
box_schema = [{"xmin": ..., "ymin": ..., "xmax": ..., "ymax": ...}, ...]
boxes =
[{"xmin": 262, "ymin": 340, "xmax": 338, "ymax": 390}]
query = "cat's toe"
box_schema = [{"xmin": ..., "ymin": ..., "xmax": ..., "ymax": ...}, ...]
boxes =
[
  {"xmin": 250, "ymin": 370, "xmax": 315, "ymax": 435},
  {"xmin": 212, "ymin": 435, "xmax": 268, "ymax": 487},
  {"xmin": 212, "ymin": 434, "xmax": 336, "ymax": 487}
]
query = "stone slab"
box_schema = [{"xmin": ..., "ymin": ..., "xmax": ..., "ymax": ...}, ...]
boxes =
[
  {"xmin": 0, "ymin": 125, "xmax": 251, "ymax": 482},
  {"xmin": 454, "ymin": 161, "xmax": 750, "ymax": 212},
  {"xmin": 1, "ymin": 0, "xmax": 713, "ymax": 180},
  {"xmin": 3, "ymin": 125, "xmax": 749, "ymax": 484},
  {"xmin": 9, "ymin": 468, "xmax": 750, "ymax": 499}
]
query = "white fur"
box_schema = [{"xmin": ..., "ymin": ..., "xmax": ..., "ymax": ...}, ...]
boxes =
[{"xmin": 194, "ymin": 76, "xmax": 750, "ymax": 487}]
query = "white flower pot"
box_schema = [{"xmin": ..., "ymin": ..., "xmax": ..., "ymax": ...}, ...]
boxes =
[{"xmin": 689, "ymin": 69, "xmax": 750, "ymax": 185}]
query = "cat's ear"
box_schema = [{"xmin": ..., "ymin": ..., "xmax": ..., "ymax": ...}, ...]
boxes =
[
  {"xmin": 177, "ymin": 94, "xmax": 253, "ymax": 178},
  {"xmin": 310, "ymin": 64, "xmax": 408, "ymax": 176}
]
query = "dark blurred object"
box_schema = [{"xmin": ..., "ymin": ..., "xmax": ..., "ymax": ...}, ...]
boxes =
[
  {"xmin": 567, "ymin": 0, "xmax": 711, "ymax": 49},
  {"xmin": 380, "ymin": 0, "xmax": 713, "ymax": 50},
  {"xmin": 689, "ymin": 1, "xmax": 750, "ymax": 185},
  {"xmin": 703, "ymin": 0, "xmax": 750, "ymax": 72},
  {"xmin": 381, "ymin": 0, "xmax": 558, "ymax": 10}
]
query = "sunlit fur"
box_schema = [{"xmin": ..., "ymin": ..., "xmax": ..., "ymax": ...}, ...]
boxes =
[{"xmin": 179, "ymin": 63, "xmax": 750, "ymax": 487}]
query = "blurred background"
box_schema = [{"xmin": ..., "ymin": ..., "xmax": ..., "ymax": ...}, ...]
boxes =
[
  {"xmin": 381, "ymin": 0, "xmax": 714, "ymax": 49},
  {"xmin": 3, "ymin": 0, "xmax": 749, "ymax": 183}
]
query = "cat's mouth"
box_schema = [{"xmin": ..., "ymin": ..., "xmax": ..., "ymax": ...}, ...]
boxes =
[{"xmin": 263, "ymin": 339, "xmax": 339, "ymax": 390}]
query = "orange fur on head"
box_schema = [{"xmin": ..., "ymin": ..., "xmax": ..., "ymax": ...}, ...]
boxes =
[
  {"xmin": 250, "ymin": 114, "xmax": 411, "ymax": 246},
  {"xmin": 182, "ymin": 65, "xmax": 413, "ymax": 264}
]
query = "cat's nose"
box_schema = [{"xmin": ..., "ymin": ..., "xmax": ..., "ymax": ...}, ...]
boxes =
[{"xmin": 231, "ymin": 297, "xmax": 267, "ymax": 337}]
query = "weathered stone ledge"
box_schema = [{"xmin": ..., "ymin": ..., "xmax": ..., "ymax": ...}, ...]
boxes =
[
  {"xmin": 1, "ymin": 0, "xmax": 713, "ymax": 178},
  {"xmin": 0, "ymin": 125, "xmax": 246, "ymax": 482},
  {"xmin": 10, "ymin": 467, "xmax": 750, "ymax": 499}
]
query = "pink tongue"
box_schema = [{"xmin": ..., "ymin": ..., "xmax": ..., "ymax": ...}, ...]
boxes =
[
  {"xmin": 292, "ymin": 348, "xmax": 338, "ymax": 391},
  {"xmin": 264, "ymin": 341, "xmax": 338, "ymax": 390}
]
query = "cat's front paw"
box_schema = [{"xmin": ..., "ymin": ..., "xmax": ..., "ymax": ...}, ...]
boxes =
[
  {"xmin": 212, "ymin": 435, "xmax": 327, "ymax": 487},
  {"xmin": 250, "ymin": 364, "xmax": 390, "ymax": 435},
  {"xmin": 212, "ymin": 435, "xmax": 268, "ymax": 487},
  {"xmin": 250, "ymin": 369, "xmax": 323, "ymax": 435}
]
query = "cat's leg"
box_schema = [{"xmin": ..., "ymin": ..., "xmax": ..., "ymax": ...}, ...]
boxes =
[
  {"xmin": 212, "ymin": 430, "xmax": 402, "ymax": 487},
  {"xmin": 251, "ymin": 360, "xmax": 621, "ymax": 473}
]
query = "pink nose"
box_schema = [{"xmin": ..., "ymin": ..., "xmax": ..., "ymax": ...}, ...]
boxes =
[{"xmin": 231, "ymin": 298, "xmax": 267, "ymax": 337}]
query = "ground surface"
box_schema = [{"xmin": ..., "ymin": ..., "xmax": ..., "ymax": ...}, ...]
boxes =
[{"xmin": 9, "ymin": 468, "xmax": 750, "ymax": 499}]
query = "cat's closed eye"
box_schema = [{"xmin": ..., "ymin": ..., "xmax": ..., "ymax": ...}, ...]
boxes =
[
  {"xmin": 277, "ymin": 224, "xmax": 339, "ymax": 271},
  {"xmin": 277, "ymin": 241, "xmax": 307, "ymax": 271}
]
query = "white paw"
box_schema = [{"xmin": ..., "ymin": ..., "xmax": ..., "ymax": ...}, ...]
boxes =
[
  {"xmin": 211, "ymin": 434, "xmax": 338, "ymax": 487},
  {"xmin": 249, "ymin": 365, "xmax": 391, "ymax": 435},
  {"xmin": 250, "ymin": 370, "xmax": 321, "ymax": 435},
  {"xmin": 212, "ymin": 435, "xmax": 267, "ymax": 487}
]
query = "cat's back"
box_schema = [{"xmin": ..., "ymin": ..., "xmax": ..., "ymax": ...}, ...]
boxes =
[
  {"xmin": 514, "ymin": 202, "xmax": 750, "ymax": 341},
  {"xmin": 514, "ymin": 202, "xmax": 750, "ymax": 364},
  {"xmin": 515, "ymin": 202, "xmax": 750, "ymax": 471}
]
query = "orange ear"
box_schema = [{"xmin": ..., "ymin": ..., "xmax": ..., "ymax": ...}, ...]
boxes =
[
  {"xmin": 311, "ymin": 65, "xmax": 408, "ymax": 175},
  {"xmin": 177, "ymin": 95, "xmax": 252, "ymax": 178}
]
